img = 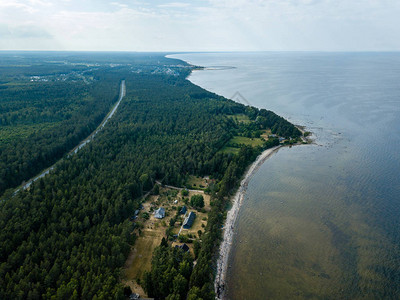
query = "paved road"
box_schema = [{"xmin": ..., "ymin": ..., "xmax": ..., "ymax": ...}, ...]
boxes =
[{"xmin": 17, "ymin": 80, "xmax": 126, "ymax": 192}]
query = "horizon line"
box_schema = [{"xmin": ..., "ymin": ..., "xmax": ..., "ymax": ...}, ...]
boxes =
[{"xmin": 1, "ymin": 50, "xmax": 400, "ymax": 54}]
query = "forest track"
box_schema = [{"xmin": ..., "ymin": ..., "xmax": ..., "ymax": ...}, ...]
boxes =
[
  {"xmin": 155, "ymin": 180, "xmax": 204, "ymax": 193},
  {"xmin": 16, "ymin": 80, "xmax": 126, "ymax": 193}
]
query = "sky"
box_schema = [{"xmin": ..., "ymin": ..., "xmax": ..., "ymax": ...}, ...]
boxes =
[{"xmin": 0, "ymin": 0, "xmax": 400, "ymax": 51}]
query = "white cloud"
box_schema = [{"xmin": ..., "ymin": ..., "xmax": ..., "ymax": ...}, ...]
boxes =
[
  {"xmin": 111, "ymin": 2, "xmax": 128, "ymax": 9},
  {"xmin": 27, "ymin": 0, "xmax": 53, "ymax": 6},
  {"xmin": 158, "ymin": 2, "xmax": 191, "ymax": 8},
  {"xmin": 0, "ymin": 0, "xmax": 399, "ymax": 51},
  {"xmin": 0, "ymin": 0, "xmax": 38, "ymax": 13}
]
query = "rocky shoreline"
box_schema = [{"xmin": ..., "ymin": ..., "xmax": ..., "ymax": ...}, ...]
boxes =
[{"xmin": 214, "ymin": 145, "xmax": 282, "ymax": 299}]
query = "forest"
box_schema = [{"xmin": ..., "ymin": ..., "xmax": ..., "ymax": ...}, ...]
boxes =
[
  {"xmin": 0, "ymin": 52, "xmax": 302, "ymax": 299},
  {"xmin": 0, "ymin": 58, "xmax": 121, "ymax": 196}
]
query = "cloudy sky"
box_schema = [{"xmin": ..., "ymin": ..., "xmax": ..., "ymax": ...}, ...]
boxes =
[{"xmin": 0, "ymin": 0, "xmax": 399, "ymax": 51}]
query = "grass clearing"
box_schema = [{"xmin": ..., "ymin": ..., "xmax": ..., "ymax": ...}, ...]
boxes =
[
  {"xmin": 219, "ymin": 136, "xmax": 264, "ymax": 154},
  {"xmin": 228, "ymin": 114, "xmax": 252, "ymax": 124},
  {"xmin": 229, "ymin": 136, "xmax": 264, "ymax": 147},
  {"xmin": 186, "ymin": 175, "xmax": 208, "ymax": 189},
  {"xmin": 261, "ymin": 129, "xmax": 272, "ymax": 140},
  {"xmin": 220, "ymin": 146, "xmax": 240, "ymax": 155},
  {"xmin": 124, "ymin": 229, "xmax": 162, "ymax": 280},
  {"xmin": 180, "ymin": 211, "xmax": 207, "ymax": 237}
]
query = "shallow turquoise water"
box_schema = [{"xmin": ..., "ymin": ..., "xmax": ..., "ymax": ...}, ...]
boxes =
[{"xmin": 171, "ymin": 52, "xmax": 400, "ymax": 299}]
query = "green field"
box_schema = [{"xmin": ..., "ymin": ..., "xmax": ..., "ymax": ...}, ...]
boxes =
[
  {"xmin": 220, "ymin": 146, "xmax": 240, "ymax": 154},
  {"xmin": 230, "ymin": 136, "xmax": 265, "ymax": 146},
  {"xmin": 228, "ymin": 114, "xmax": 252, "ymax": 124},
  {"xmin": 186, "ymin": 175, "xmax": 208, "ymax": 189},
  {"xmin": 219, "ymin": 136, "xmax": 265, "ymax": 154}
]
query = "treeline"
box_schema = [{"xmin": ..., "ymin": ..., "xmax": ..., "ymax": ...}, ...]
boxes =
[
  {"xmin": 258, "ymin": 108, "xmax": 301, "ymax": 138},
  {"xmin": 188, "ymin": 146, "xmax": 265, "ymax": 299},
  {"xmin": 232, "ymin": 106, "xmax": 301, "ymax": 138},
  {"xmin": 0, "ymin": 54, "xmax": 301, "ymax": 299}
]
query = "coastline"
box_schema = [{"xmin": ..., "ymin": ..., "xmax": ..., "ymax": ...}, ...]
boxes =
[
  {"xmin": 214, "ymin": 145, "xmax": 282, "ymax": 299},
  {"xmin": 166, "ymin": 54, "xmax": 310, "ymax": 299}
]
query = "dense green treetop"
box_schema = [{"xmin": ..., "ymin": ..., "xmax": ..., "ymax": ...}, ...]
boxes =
[{"xmin": 190, "ymin": 195, "xmax": 205, "ymax": 209}]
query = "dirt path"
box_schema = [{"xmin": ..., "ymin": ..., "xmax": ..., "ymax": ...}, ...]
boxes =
[{"xmin": 155, "ymin": 180, "xmax": 204, "ymax": 193}]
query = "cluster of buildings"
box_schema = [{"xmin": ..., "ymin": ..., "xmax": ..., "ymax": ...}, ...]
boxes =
[
  {"xmin": 269, "ymin": 133, "xmax": 286, "ymax": 142},
  {"xmin": 133, "ymin": 204, "xmax": 196, "ymax": 231}
]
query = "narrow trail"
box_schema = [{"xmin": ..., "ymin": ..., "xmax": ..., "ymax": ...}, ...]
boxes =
[
  {"xmin": 155, "ymin": 180, "xmax": 204, "ymax": 194},
  {"xmin": 15, "ymin": 80, "xmax": 126, "ymax": 193}
]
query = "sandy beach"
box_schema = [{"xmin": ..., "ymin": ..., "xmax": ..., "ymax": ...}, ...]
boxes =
[{"xmin": 214, "ymin": 145, "xmax": 282, "ymax": 299}]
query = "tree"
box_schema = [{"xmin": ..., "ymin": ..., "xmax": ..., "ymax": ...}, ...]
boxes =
[
  {"xmin": 187, "ymin": 287, "xmax": 203, "ymax": 300},
  {"xmin": 153, "ymin": 184, "xmax": 160, "ymax": 195},
  {"xmin": 140, "ymin": 174, "xmax": 152, "ymax": 192},
  {"xmin": 123, "ymin": 286, "xmax": 132, "ymax": 297},
  {"xmin": 166, "ymin": 294, "xmax": 181, "ymax": 300},
  {"xmin": 173, "ymin": 274, "xmax": 188, "ymax": 299},
  {"xmin": 142, "ymin": 245, "xmax": 193, "ymax": 299},
  {"xmin": 190, "ymin": 195, "xmax": 204, "ymax": 209}
]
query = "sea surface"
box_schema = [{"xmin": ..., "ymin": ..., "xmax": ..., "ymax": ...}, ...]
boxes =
[{"xmin": 170, "ymin": 52, "xmax": 400, "ymax": 299}]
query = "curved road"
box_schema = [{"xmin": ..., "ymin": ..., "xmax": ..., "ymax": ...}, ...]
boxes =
[{"xmin": 18, "ymin": 80, "xmax": 126, "ymax": 192}]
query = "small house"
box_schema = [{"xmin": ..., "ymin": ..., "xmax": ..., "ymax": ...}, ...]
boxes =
[
  {"xmin": 154, "ymin": 207, "xmax": 165, "ymax": 219},
  {"xmin": 183, "ymin": 211, "xmax": 196, "ymax": 229},
  {"xmin": 174, "ymin": 243, "xmax": 189, "ymax": 252},
  {"xmin": 129, "ymin": 293, "xmax": 140, "ymax": 300},
  {"xmin": 180, "ymin": 243, "xmax": 189, "ymax": 252},
  {"xmin": 180, "ymin": 206, "xmax": 187, "ymax": 215}
]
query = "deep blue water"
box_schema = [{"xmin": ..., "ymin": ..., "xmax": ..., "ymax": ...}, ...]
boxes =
[{"xmin": 170, "ymin": 52, "xmax": 400, "ymax": 299}]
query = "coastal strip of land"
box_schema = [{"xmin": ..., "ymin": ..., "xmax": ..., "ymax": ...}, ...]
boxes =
[{"xmin": 215, "ymin": 145, "xmax": 282, "ymax": 299}]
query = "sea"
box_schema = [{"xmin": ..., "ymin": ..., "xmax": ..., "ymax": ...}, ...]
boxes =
[{"xmin": 170, "ymin": 52, "xmax": 400, "ymax": 299}]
